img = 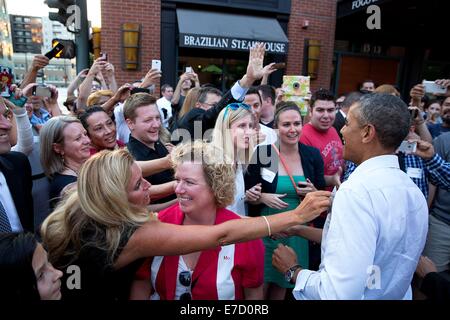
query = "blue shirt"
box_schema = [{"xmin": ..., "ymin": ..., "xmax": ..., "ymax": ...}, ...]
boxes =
[
  {"xmin": 30, "ymin": 108, "xmax": 51, "ymax": 126},
  {"xmin": 427, "ymin": 123, "xmax": 450, "ymax": 139}
]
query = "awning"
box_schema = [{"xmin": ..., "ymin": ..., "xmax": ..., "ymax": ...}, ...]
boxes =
[{"xmin": 177, "ymin": 9, "xmax": 289, "ymax": 55}]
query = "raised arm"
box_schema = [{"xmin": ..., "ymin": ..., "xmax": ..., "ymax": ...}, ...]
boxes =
[
  {"xmin": 148, "ymin": 181, "xmax": 176, "ymax": 201},
  {"xmin": 67, "ymin": 69, "xmax": 89, "ymax": 98},
  {"xmin": 20, "ymin": 55, "xmax": 49, "ymax": 89},
  {"xmin": 102, "ymin": 62, "xmax": 118, "ymax": 92},
  {"xmin": 43, "ymin": 85, "xmax": 62, "ymax": 117},
  {"xmin": 101, "ymin": 83, "xmax": 132, "ymax": 115},
  {"xmin": 172, "ymin": 73, "xmax": 190, "ymax": 105},
  {"xmin": 77, "ymin": 59, "xmax": 108, "ymax": 110},
  {"xmin": 136, "ymin": 155, "xmax": 172, "ymax": 177}
]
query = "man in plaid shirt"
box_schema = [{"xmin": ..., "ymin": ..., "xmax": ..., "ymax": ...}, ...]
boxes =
[{"xmin": 343, "ymin": 139, "xmax": 450, "ymax": 199}]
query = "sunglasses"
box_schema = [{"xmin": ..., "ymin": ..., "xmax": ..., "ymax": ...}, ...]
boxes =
[
  {"xmin": 223, "ymin": 102, "xmax": 251, "ymax": 119},
  {"xmin": 179, "ymin": 270, "xmax": 192, "ymax": 301}
]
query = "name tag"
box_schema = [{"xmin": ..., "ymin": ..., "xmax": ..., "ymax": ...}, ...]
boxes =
[
  {"xmin": 261, "ymin": 168, "xmax": 276, "ymax": 183},
  {"xmin": 407, "ymin": 167, "xmax": 423, "ymax": 179}
]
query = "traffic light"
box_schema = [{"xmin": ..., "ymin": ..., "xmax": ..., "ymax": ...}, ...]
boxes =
[
  {"xmin": 45, "ymin": 0, "xmax": 76, "ymax": 27},
  {"xmin": 52, "ymin": 39, "xmax": 76, "ymax": 59}
]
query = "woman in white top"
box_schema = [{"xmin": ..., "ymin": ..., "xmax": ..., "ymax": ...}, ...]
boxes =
[{"xmin": 210, "ymin": 102, "xmax": 261, "ymax": 216}]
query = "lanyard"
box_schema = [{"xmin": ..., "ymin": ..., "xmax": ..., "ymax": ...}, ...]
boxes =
[{"xmin": 271, "ymin": 144, "xmax": 298, "ymax": 192}]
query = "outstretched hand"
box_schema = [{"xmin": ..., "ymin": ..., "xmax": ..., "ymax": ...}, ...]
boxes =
[
  {"xmin": 240, "ymin": 43, "xmax": 266, "ymax": 88},
  {"xmin": 294, "ymin": 191, "xmax": 332, "ymax": 223},
  {"xmin": 140, "ymin": 68, "xmax": 162, "ymax": 88}
]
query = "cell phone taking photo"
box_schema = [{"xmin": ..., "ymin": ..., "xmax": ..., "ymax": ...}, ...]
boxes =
[
  {"xmin": 151, "ymin": 59, "xmax": 161, "ymax": 72},
  {"xmin": 272, "ymin": 62, "xmax": 286, "ymax": 70},
  {"xmin": 45, "ymin": 41, "xmax": 64, "ymax": 60},
  {"xmin": 32, "ymin": 85, "xmax": 52, "ymax": 98},
  {"xmin": 397, "ymin": 141, "xmax": 417, "ymax": 155},
  {"xmin": 130, "ymin": 87, "xmax": 150, "ymax": 95},
  {"xmin": 422, "ymin": 80, "xmax": 446, "ymax": 94}
]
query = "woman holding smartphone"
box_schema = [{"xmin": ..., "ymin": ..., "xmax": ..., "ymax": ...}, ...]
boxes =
[{"xmin": 245, "ymin": 101, "xmax": 326, "ymax": 300}]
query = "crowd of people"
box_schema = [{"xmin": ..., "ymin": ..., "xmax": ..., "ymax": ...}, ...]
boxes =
[{"xmin": 1, "ymin": 42, "xmax": 450, "ymax": 301}]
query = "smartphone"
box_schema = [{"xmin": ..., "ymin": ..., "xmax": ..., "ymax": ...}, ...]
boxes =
[
  {"xmin": 152, "ymin": 59, "xmax": 161, "ymax": 72},
  {"xmin": 100, "ymin": 52, "xmax": 108, "ymax": 61},
  {"xmin": 297, "ymin": 181, "xmax": 308, "ymax": 188},
  {"xmin": 422, "ymin": 80, "xmax": 446, "ymax": 94},
  {"xmin": 409, "ymin": 108, "xmax": 419, "ymax": 120},
  {"xmin": 272, "ymin": 62, "xmax": 286, "ymax": 70},
  {"xmin": 397, "ymin": 141, "xmax": 417, "ymax": 155},
  {"xmin": 32, "ymin": 85, "xmax": 52, "ymax": 98},
  {"xmin": 185, "ymin": 66, "xmax": 193, "ymax": 73},
  {"xmin": 45, "ymin": 41, "xmax": 64, "ymax": 60},
  {"xmin": 130, "ymin": 87, "xmax": 150, "ymax": 95}
]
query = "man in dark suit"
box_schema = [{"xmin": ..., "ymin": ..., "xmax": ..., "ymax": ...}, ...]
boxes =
[
  {"xmin": 333, "ymin": 92, "xmax": 363, "ymax": 143},
  {"xmin": 0, "ymin": 100, "xmax": 34, "ymax": 233}
]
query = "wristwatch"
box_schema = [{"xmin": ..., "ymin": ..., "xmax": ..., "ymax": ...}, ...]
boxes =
[{"xmin": 284, "ymin": 264, "xmax": 301, "ymax": 284}]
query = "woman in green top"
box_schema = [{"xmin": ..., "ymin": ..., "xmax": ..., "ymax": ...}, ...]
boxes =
[{"xmin": 245, "ymin": 102, "xmax": 326, "ymax": 299}]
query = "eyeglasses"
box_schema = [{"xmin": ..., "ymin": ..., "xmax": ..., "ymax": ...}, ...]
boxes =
[
  {"xmin": 223, "ymin": 102, "xmax": 251, "ymax": 119},
  {"xmin": 179, "ymin": 270, "xmax": 192, "ymax": 301},
  {"xmin": 1, "ymin": 105, "xmax": 11, "ymax": 119}
]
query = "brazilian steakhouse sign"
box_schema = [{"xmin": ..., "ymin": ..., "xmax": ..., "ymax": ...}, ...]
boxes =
[{"xmin": 180, "ymin": 34, "xmax": 288, "ymax": 55}]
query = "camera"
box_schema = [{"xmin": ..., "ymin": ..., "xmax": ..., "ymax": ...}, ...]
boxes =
[
  {"xmin": 130, "ymin": 87, "xmax": 150, "ymax": 95},
  {"xmin": 409, "ymin": 108, "xmax": 419, "ymax": 120},
  {"xmin": 397, "ymin": 141, "xmax": 417, "ymax": 155},
  {"xmin": 100, "ymin": 52, "xmax": 108, "ymax": 61},
  {"xmin": 45, "ymin": 41, "xmax": 64, "ymax": 60},
  {"xmin": 282, "ymin": 76, "xmax": 311, "ymax": 116},
  {"xmin": 282, "ymin": 76, "xmax": 310, "ymax": 96},
  {"xmin": 151, "ymin": 59, "xmax": 161, "ymax": 72},
  {"xmin": 32, "ymin": 85, "xmax": 52, "ymax": 98},
  {"xmin": 422, "ymin": 80, "xmax": 446, "ymax": 94}
]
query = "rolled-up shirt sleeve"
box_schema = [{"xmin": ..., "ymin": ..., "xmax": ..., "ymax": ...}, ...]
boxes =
[{"xmin": 231, "ymin": 81, "xmax": 249, "ymax": 101}]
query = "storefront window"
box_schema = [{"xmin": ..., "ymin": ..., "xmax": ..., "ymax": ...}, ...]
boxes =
[{"xmin": 178, "ymin": 54, "xmax": 247, "ymax": 91}]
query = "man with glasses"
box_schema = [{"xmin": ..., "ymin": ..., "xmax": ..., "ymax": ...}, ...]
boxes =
[
  {"xmin": 174, "ymin": 43, "xmax": 269, "ymax": 143},
  {"xmin": 0, "ymin": 100, "xmax": 34, "ymax": 233}
]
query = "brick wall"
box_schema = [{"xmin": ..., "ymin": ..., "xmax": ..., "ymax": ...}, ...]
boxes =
[
  {"xmin": 101, "ymin": 0, "xmax": 161, "ymax": 90},
  {"xmin": 286, "ymin": 0, "xmax": 336, "ymax": 92},
  {"xmin": 101, "ymin": 0, "xmax": 336, "ymax": 93}
]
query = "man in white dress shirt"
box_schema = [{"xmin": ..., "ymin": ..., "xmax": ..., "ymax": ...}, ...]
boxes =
[
  {"xmin": 273, "ymin": 93, "xmax": 428, "ymax": 299},
  {"xmin": 157, "ymin": 84, "xmax": 174, "ymax": 129}
]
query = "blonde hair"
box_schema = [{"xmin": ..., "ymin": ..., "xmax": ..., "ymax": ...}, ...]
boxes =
[
  {"xmin": 86, "ymin": 90, "xmax": 114, "ymax": 107},
  {"xmin": 179, "ymin": 87, "xmax": 201, "ymax": 118},
  {"xmin": 210, "ymin": 106, "xmax": 254, "ymax": 165},
  {"xmin": 171, "ymin": 141, "xmax": 235, "ymax": 208},
  {"xmin": 41, "ymin": 149, "xmax": 154, "ymax": 266},
  {"xmin": 40, "ymin": 116, "xmax": 81, "ymax": 177},
  {"xmin": 374, "ymin": 84, "xmax": 400, "ymax": 97}
]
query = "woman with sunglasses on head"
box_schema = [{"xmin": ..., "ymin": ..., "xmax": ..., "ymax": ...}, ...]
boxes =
[
  {"xmin": 0, "ymin": 232, "xmax": 63, "ymax": 300},
  {"xmin": 131, "ymin": 141, "xmax": 264, "ymax": 300},
  {"xmin": 210, "ymin": 102, "xmax": 261, "ymax": 216},
  {"xmin": 245, "ymin": 101, "xmax": 326, "ymax": 300},
  {"xmin": 41, "ymin": 147, "xmax": 331, "ymax": 300}
]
